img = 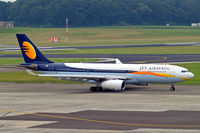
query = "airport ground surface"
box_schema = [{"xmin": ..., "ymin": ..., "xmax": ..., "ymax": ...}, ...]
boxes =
[
  {"xmin": 1, "ymin": 42, "xmax": 200, "ymax": 51},
  {"xmin": 1, "ymin": 43, "xmax": 200, "ymax": 132},
  {"xmin": 1, "ymin": 54, "xmax": 200, "ymax": 64},
  {"xmin": 0, "ymin": 83, "xmax": 200, "ymax": 133}
]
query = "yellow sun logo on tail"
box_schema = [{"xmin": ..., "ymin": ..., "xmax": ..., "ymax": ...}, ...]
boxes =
[{"xmin": 22, "ymin": 41, "xmax": 36, "ymax": 60}]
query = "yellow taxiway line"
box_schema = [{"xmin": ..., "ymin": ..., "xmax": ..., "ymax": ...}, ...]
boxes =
[{"xmin": 0, "ymin": 108, "xmax": 200, "ymax": 128}]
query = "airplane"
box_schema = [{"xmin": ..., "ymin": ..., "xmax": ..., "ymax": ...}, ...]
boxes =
[{"xmin": 16, "ymin": 34, "xmax": 194, "ymax": 92}]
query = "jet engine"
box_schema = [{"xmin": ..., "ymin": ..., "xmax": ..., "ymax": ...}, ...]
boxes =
[{"xmin": 101, "ymin": 80, "xmax": 126, "ymax": 91}]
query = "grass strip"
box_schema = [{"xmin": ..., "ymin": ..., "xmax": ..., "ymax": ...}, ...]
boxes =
[
  {"xmin": 42, "ymin": 46, "xmax": 200, "ymax": 54},
  {"xmin": 177, "ymin": 63, "xmax": 200, "ymax": 85},
  {"xmin": 1, "ymin": 26, "xmax": 200, "ymax": 46}
]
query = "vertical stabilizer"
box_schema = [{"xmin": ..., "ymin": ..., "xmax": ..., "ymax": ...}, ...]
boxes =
[{"xmin": 16, "ymin": 34, "xmax": 53, "ymax": 64}]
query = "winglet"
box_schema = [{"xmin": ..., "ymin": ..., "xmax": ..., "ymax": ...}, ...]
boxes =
[{"xmin": 115, "ymin": 58, "xmax": 123, "ymax": 64}]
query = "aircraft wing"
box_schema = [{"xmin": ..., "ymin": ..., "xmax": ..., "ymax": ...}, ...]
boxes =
[
  {"xmin": 38, "ymin": 73, "xmax": 131, "ymax": 80},
  {"xmin": 26, "ymin": 70, "xmax": 132, "ymax": 80}
]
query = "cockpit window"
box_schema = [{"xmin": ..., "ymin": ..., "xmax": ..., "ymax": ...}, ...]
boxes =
[{"xmin": 181, "ymin": 70, "xmax": 189, "ymax": 73}]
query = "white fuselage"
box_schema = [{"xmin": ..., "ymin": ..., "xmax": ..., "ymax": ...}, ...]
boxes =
[{"xmin": 59, "ymin": 63, "xmax": 194, "ymax": 84}]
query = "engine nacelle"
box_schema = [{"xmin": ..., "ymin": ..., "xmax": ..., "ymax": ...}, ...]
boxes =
[{"xmin": 101, "ymin": 80, "xmax": 126, "ymax": 91}]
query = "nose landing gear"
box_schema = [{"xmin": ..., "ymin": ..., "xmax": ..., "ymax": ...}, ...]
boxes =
[{"xmin": 170, "ymin": 84, "xmax": 175, "ymax": 91}]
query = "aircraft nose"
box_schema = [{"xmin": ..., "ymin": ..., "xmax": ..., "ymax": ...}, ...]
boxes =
[{"xmin": 188, "ymin": 72, "xmax": 194, "ymax": 79}]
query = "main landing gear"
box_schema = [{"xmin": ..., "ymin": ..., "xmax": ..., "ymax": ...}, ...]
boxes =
[
  {"xmin": 90, "ymin": 87, "xmax": 103, "ymax": 92},
  {"xmin": 170, "ymin": 84, "xmax": 175, "ymax": 91}
]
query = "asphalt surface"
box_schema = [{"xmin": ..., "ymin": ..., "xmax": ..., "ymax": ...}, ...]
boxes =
[
  {"xmin": 2, "ymin": 110, "xmax": 200, "ymax": 130},
  {"xmin": 1, "ymin": 54, "xmax": 200, "ymax": 63},
  {"xmin": 0, "ymin": 83, "xmax": 200, "ymax": 132},
  {"xmin": 1, "ymin": 42, "xmax": 200, "ymax": 51}
]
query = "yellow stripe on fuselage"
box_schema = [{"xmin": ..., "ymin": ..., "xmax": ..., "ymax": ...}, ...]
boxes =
[
  {"xmin": 130, "ymin": 71, "xmax": 189, "ymax": 81},
  {"xmin": 129, "ymin": 71, "xmax": 175, "ymax": 78},
  {"xmin": 178, "ymin": 77, "xmax": 189, "ymax": 81}
]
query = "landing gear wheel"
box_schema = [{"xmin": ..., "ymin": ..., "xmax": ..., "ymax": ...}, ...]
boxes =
[
  {"xmin": 90, "ymin": 87, "xmax": 103, "ymax": 92},
  {"xmin": 170, "ymin": 83, "xmax": 176, "ymax": 91},
  {"xmin": 90, "ymin": 87, "xmax": 97, "ymax": 92},
  {"xmin": 97, "ymin": 87, "xmax": 103, "ymax": 92},
  {"xmin": 170, "ymin": 87, "xmax": 175, "ymax": 91}
]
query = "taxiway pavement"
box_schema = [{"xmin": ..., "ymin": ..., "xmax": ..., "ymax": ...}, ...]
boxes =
[
  {"xmin": 1, "ymin": 54, "xmax": 200, "ymax": 63},
  {"xmin": 0, "ymin": 83, "xmax": 200, "ymax": 133},
  {"xmin": 1, "ymin": 42, "xmax": 200, "ymax": 51}
]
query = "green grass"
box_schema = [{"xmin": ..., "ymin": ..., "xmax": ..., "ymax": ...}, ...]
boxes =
[
  {"xmin": 0, "ymin": 58, "xmax": 98, "ymax": 66},
  {"xmin": 177, "ymin": 63, "xmax": 200, "ymax": 85},
  {"xmin": 1, "ymin": 26, "xmax": 200, "ymax": 47},
  {"xmin": 0, "ymin": 58, "xmax": 24, "ymax": 66},
  {"xmin": 0, "ymin": 51, "xmax": 20, "ymax": 54},
  {"xmin": 42, "ymin": 46, "xmax": 200, "ymax": 54},
  {"xmin": 0, "ymin": 71, "xmax": 71, "ymax": 84}
]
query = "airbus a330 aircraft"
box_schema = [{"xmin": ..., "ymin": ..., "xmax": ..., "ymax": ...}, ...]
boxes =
[{"xmin": 16, "ymin": 34, "xmax": 194, "ymax": 92}]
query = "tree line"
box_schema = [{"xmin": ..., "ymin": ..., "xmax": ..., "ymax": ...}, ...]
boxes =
[{"xmin": 1, "ymin": 0, "xmax": 200, "ymax": 27}]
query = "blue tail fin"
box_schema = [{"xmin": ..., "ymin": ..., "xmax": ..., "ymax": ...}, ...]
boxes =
[{"xmin": 16, "ymin": 34, "xmax": 53, "ymax": 64}]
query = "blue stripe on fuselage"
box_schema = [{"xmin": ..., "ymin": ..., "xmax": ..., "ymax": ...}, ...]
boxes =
[{"xmin": 37, "ymin": 63, "xmax": 136, "ymax": 73}]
